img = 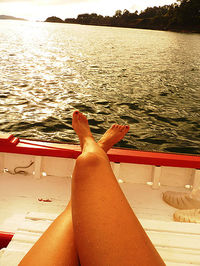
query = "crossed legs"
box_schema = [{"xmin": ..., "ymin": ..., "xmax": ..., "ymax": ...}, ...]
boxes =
[
  {"xmin": 71, "ymin": 111, "xmax": 164, "ymax": 265},
  {"xmin": 19, "ymin": 111, "xmax": 164, "ymax": 266}
]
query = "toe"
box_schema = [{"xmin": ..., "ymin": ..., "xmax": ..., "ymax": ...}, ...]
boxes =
[
  {"xmin": 121, "ymin": 125, "xmax": 126, "ymax": 132},
  {"xmin": 112, "ymin": 124, "xmax": 117, "ymax": 129},
  {"xmin": 74, "ymin": 110, "xmax": 79, "ymax": 114},
  {"xmin": 73, "ymin": 110, "xmax": 79, "ymax": 118},
  {"xmin": 125, "ymin": 125, "xmax": 130, "ymax": 132}
]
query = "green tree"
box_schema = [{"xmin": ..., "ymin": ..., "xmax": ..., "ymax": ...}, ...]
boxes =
[
  {"xmin": 177, "ymin": 0, "xmax": 200, "ymax": 25},
  {"xmin": 114, "ymin": 10, "xmax": 122, "ymax": 17},
  {"xmin": 45, "ymin": 16, "xmax": 64, "ymax": 23}
]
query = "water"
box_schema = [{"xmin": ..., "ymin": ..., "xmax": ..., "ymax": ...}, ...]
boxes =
[{"xmin": 0, "ymin": 20, "xmax": 200, "ymax": 154}]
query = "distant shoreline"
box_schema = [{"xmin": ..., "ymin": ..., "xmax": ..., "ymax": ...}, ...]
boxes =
[
  {"xmin": 0, "ymin": 16, "xmax": 198, "ymax": 34},
  {"xmin": 45, "ymin": 18, "xmax": 200, "ymax": 34},
  {"xmin": 0, "ymin": 15, "xmax": 27, "ymax": 21},
  {"xmin": 44, "ymin": 0, "xmax": 200, "ymax": 34}
]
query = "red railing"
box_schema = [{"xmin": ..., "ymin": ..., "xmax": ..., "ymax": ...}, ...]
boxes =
[{"xmin": 0, "ymin": 134, "xmax": 200, "ymax": 169}]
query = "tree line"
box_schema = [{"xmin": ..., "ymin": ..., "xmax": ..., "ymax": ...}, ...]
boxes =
[{"xmin": 45, "ymin": 0, "xmax": 200, "ymax": 32}]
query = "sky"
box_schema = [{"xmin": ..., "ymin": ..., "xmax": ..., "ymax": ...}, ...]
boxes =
[{"xmin": 0, "ymin": 0, "xmax": 177, "ymax": 21}]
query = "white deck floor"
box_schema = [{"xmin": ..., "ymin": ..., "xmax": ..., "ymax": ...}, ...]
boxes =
[{"xmin": 0, "ymin": 173, "xmax": 200, "ymax": 265}]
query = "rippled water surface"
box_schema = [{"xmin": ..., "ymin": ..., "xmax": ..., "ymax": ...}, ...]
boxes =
[{"xmin": 0, "ymin": 20, "xmax": 200, "ymax": 154}]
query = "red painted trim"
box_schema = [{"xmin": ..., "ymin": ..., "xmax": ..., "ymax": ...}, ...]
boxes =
[
  {"xmin": 0, "ymin": 135, "xmax": 200, "ymax": 168},
  {"xmin": 107, "ymin": 149, "xmax": 200, "ymax": 168},
  {"xmin": 0, "ymin": 231, "xmax": 14, "ymax": 249}
]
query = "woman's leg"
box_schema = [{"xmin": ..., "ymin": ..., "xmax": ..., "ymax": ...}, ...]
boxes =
[
  {"xmin": 19, "ymin": 117, "xmax": 129, "ymax": 266},
  {"xmin": 72, "ymin": 111, "xmax": 165, "ymax": 266},
  {"xmin": 19, "ymin": 201, "xmax": 79, "ymax": 266}
]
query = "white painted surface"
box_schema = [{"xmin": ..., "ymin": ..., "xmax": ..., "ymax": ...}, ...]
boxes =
[
  {"xmin": 119, "ymin": 162, "xmax": 153, "ymax": 184},
  {"xmin": 160, "ymin": 166, "xmax": 194, "ymax": 188},
  {"xmin": 152, "ymin": 166, "xmax": 161, "ymax": 189},
  {"xmin": 192, "ymin": 169, "xmax": 200, "ymax": 191}
]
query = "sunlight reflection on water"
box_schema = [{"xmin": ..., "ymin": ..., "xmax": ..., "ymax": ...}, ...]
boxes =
[{"xmin": 0, "ymin": 20, "xmax": 200, "ymax": 154}]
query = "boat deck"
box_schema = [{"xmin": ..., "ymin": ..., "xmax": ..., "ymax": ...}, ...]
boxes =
[{"xmin": 1, "ymin": 172, "xmax": 200, "ymax": 265}]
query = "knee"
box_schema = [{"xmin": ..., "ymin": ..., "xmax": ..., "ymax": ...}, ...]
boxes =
[{"xmin": 76, "ymin": 151, "xmax": 106, "ymax": 168}]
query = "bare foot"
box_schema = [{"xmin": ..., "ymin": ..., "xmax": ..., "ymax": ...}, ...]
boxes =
[
  {"xmin": 163, "ymin": 191, "xmax": 200, "ymax": 210},
  {"xmin": 72, "ymin": 111, "xmax": 93, "ymax": 149},
  {"xmin": 72, "ymin": 111, "xmax": 129, "ymax": 152},
  {"xmin": 173, "ymin": 209, "xmax": 200, "ymax": 223},
  {"xmin": 98, "ymin": 124, "xmax": 130, "ymax": 153}
]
